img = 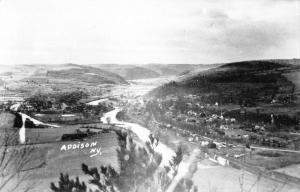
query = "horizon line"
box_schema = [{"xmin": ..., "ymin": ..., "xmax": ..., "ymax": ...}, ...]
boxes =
[{"xmin": 0, "ymin": 58, "xmax": 299, "ymax": 66}]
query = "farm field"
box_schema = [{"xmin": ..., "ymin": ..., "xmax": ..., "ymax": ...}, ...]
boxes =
[
  {"xmin": 1, "ymin": 131, "xmax": 119, "ymax": 192},
  {"xmin": 275, "ymin": 164, "xmax": 300, "ymax": 179},
  {"xmin": 193, "ymin": 158, "xmax": 300, "ymax": 192},
  {"xmin": 25, "ymin": 125, "xmax": 86, "ymax": 143}
]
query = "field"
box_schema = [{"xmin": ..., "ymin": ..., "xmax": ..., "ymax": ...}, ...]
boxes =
[
  {"xmin": 243, "ymin": 150, "xmax": 300, "ymax": 170},
  {"xmin": 193, "ymin": 158, "xmax": 300, "ymax": 192},
  {"xmin": 0, "ymin": 64, "xmax": 127, "ymax": 98},
  {"xmin": 1, "ymin": 127, "xmax": 119, "ymax": 192},
  {"xmin": 275, "ymin": 164, "xmax": 300, "ymax": 179}
]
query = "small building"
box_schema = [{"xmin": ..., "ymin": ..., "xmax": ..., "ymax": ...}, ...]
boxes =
[{"xmin": 224, "ymin": 129, "xmax": 250, "ymax": 139}]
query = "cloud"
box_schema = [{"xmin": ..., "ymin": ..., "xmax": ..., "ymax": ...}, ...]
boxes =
[
  {"xmin": 167, "ymin": 0, "xmax": 299, "ymax": 63},
  {"xmin": 216, "ymin": 21, "xmax": 288, "ymax": 57},
  {"xmin": 0, "ymin": 0, "xmax": 299, "ymax": 64}
]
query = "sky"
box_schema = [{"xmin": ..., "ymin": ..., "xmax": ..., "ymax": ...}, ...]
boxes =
[{"xmin": 0, "ymin": 0, "xmax": 299, "ymax": 65}]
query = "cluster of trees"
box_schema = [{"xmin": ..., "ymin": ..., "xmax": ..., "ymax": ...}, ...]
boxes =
[
  {"xmin": 51, "ymin": 130, "xmax": 197, "ymax": 192},
  {"xmin": 22, "ymin": 91, "xmax": 113, "ymax": 119},
  {"xmin": 151, "ymin": 62, "xmax": 296, "ymax": 107},
  {"xmin": 224, "ymin": 110, "xmax": 299, "ymax": 129},
  {"xmin": 115, "ymin": 110, "xmax": 128, "ymax": 121},
  {"xmin": 24, "ymin": 91, "xmax": 89, "ymax": 112},
  {"xmin": 145, "ymin": 101, "xmax": 210, "ymax": 136},
  {"xmin": 26, "ymin": 94, "xmax": 51, "ymax": 112}
]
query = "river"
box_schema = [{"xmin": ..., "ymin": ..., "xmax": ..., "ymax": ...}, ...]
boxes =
[
  {"xmin": 101, "ymin": 108, "xmax": 176, "ymax": 167},
  {"xmin": 99, "ymin": 97, "xmax": 300, "ymax": 191}
]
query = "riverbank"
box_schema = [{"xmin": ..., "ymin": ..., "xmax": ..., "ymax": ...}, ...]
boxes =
[{"xmin": 101, "ymin": 108, "xmax": 176, "ymax": 167}]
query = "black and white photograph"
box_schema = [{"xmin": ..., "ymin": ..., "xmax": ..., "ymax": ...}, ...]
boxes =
[{"xmin": 0, "ymin": 0, "xmax": 300, "ymax": 191}]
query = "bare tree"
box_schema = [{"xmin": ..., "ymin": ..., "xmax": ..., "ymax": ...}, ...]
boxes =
[{"xmin": 0, "ymin": 114, "xmax": 43, "ymax": 192}]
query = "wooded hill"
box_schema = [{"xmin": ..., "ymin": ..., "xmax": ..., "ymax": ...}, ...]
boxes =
[{"xmin": 148, "ymin": 59, "xmax": 300, "ymax": 106}]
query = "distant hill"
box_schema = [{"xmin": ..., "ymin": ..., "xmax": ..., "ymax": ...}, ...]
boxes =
[
  {"xmin": 0, "ymin": 64, "xmax": 128, "ymax": 85},
  {"xmin": 0, "ymin": 64, "xmax": 129, "ymax": 96},
  {"xmin": 176, "ymin": 63, "xmax": 222, "ymax": 77},
  {"xmin": 92, "ymin": 64, "xmax": 207, "ymax": 80},
  {"xmin": 92, "ymin": 64, "xmax": 161, "ymax": 80},
  {"xmin": 0, "ymin": 63, "xmax": 218, "ymax": 83},
  {"xmin": 148, "ymin": 59, "xmax": 300, "ymax": 106},
  {"xmin": 143, "ymin": 64, "xmax": 199, "ymax": 76},
  {"xmin": 265, "ymin": 59, "xmax": 300, "ymax": 66},
  {"xmin": 46, "ymin": 64, "xmax": 128, "ymax": 85}
]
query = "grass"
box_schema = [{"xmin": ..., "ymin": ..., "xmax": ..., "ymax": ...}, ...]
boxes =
[
  {"xmin": 192, "ymin": 163, "xmax": 300, "ymax": 192},
  {"xmin": 245, "ymin": 150, "xmax": 300, "ymax": 170},
  {"xmin": 256, "ymin": 150, "xmax": 283, "ymax": 157},
  {"xmin": 275, "ymin": 164, "xmax": 300, "ymax": 179},
  {"xmin": 1, "ymin": 128, "xmax": 120, "ymax": 192}
]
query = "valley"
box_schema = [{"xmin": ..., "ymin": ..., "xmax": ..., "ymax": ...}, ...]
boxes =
[{"xmin": 1, "ymin": 60, "xmax": 300, "ymax": 191}]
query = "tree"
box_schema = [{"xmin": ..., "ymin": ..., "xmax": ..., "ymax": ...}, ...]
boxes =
[
  {"xmin": 0, "ymin": 124, "xmax": 41, "ymax": 191},
  {"xmin": 50, "ymin": 173, "xmax": 87, "ymax": 192},
  {"xmin": 169, "ymin": 147, "xmax": 183, "ymax": 177},
  {"xmin": 25, "ymin": 94, "xmax": 52, "ymax": 112},
  {"xmin": 57, "ymin": 91, "xmax": 88, "ymax": 106},
  {"xmin": 51, "ymin": 130, "xmax": 197, "ymax": 192}
]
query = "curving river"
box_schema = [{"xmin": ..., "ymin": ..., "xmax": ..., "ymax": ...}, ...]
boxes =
[
  {"xmin": 101, "ymin": 108, "xmax": 202, "ymax": 192},
  {"xmin": 101, "ymin": 108, "xmax": 176, "ymax": 167}
]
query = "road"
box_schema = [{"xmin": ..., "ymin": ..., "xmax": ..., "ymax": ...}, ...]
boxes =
[{"xmin": 250, "ymin": 146, "xmax": 300, "ymax": 154}]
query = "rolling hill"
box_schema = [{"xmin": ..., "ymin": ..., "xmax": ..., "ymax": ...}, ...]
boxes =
[
  {"xmin": 46, "ymin": 64, "xmax": 128, "ymax": 85},
  {"xmin": 92, "ymin": 64, "xmax": 204, "ymax": 80},
  {"xmin": 0, "ymin": 64, "xmax": 129, "ymax": 96},
  {"xmin": 0, "ymin": 63, "xmax": 217, "ymax": 83},
  {"xmin": 91, "ymin": 64, "xmax": 161, "ymax": 80},
  {"xmin": 148, "ymin": 59, "xmax": 300, "ymax": 106},
  {"xmin": 0, "ymin": 64, "xmax": 128, "ymax": 85},
  {"xmin": 143, "ymin": 64, "xmax": 199, "ymax": 76}
]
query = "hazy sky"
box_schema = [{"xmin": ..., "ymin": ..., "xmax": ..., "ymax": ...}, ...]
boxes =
[{"xmin": 0, "ymin": 0, "xmax": 299, "ymax": 65}]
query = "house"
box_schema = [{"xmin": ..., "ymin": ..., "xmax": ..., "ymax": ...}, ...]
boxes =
[
  {"xmin": 254, "ymin": 125, "xmax": 265, "ymax": 133},
  {"xmin": 61, "ymin": 114, "xmax": 80, "ymax": 121},
  {"xmin": 220, "ymin": 125, "xmax": 229, "ymax": 130},
  {"xmin": 230, "ymin": 118, "xmax": 236, "ymax": 123},
  {"xmin": 187, "ymin": 110, "xmax": 197, "ymax": 117},
  {"xmin": 225, "ymin": 129, "xmax": 250, "ymax": 139},
  {"xmin": 61, "ymin": 103, "xmax": 69, "ymax": 111},
  {"xmin": 216, "ymin": 156, "xmax": 229, "ymax": 166}
]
